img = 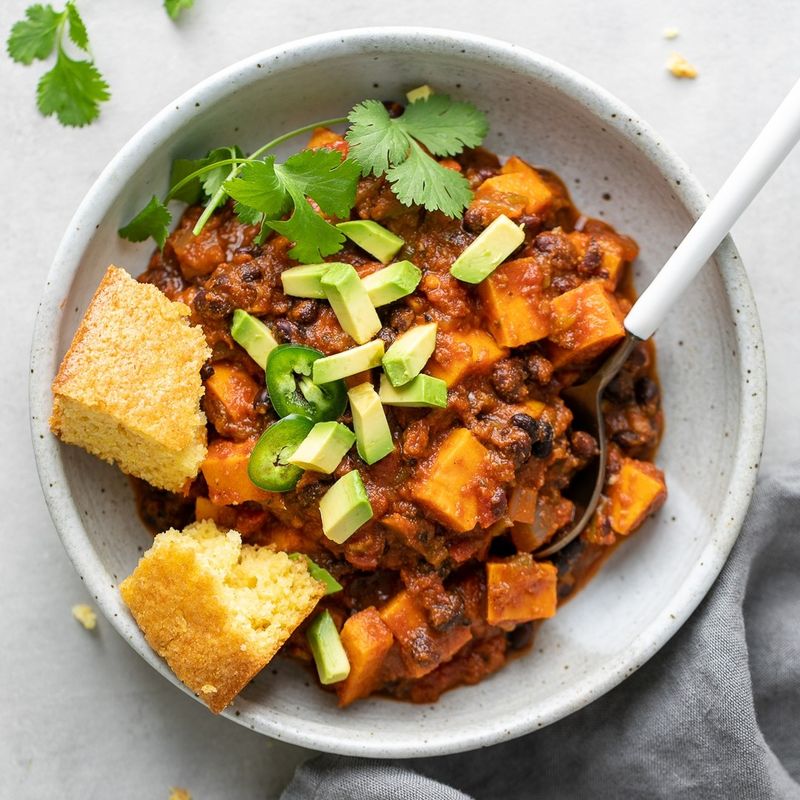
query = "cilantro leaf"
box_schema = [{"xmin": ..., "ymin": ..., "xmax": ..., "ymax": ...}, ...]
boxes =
[
  {"xmin": 164, "ymin": 0, "xmax": 194, "ymax": 20},
  {"xmin": 223, "ymin": 151, "xmax": 359, "ymax": 262},
  {"xmin": 224, "ymin": 159, "xmax": 290, "ymax": 219},
  {"xmin": 233, "ymin": 201, "xmax": 263, "ymax": 226},
  {"xmin": 387, "ymin": 141, "xmax": 474, "ymax": 217},
  {"xmin": 267, "ymin": 188, "xmax": 347, "ymax": 263},
  {"xmin": 345, "ymin": 99, "xmax": 410, "ymax": 177},
  {"xmin": 7, "ymin": 4, "xmax": 63, "ymax": 64},
  {"xmin": 201, "ymin": 146, "xmax": 243, "ymax": 209},
  {"xmin": 37, "ymin": 48, "xmax": 110, "ymax": 127},
  {"xmin": 169, "ymin": 158, "xmax": 204, "ymax": 204},
  {"xmin": 65, "ymin": 1, "xmax": 88, "ymax": 51},
  {"xmin": 400, "ymin": 94, "xmax": 488, "ymax": 156},
  {"xmin": 345, "ymin": 94, "xmax": 488, "ymax": 217},
  {"xmin": 278, "ymin": 150, "xmax": 362, "ymax": 217},
  {"xmin": 118, "ymin": 196, "xmax": 172, "ymax": 250}
]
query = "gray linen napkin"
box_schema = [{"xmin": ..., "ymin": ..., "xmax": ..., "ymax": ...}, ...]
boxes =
[{"xmin": 282, "ymin": 464, "xmax": 800, "ymax": 799}]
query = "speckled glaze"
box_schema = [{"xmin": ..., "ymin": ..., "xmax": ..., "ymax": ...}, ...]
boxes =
[{"xmin": 29, "ymin": 28, "xmax": 766, "ymax": 758}]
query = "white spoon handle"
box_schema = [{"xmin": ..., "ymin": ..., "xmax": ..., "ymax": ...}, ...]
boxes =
[{"xmin": 624, "ymin": 77, "xmax": 800, "ymax": 341}]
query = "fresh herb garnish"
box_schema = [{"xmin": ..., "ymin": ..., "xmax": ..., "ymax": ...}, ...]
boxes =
[
  {"xmin": 6, "ymin": 2, "xmax": 109, "ymax": 127},
  {"xmin": 164, "ymin": 0, "xmax": 194, "ymax": 20},
  {"xmin": 118, "ymin": 93, "xmax": 489, "ymax": 258},
  {"xmin": 224, "ymin": 150, "xmax": 361, "ymax": 263},
  {"xmin": 345, "ymin": 94, "xmax": 488, "ymax": 217}
]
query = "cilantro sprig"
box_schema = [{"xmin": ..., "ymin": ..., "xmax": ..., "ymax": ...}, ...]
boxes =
[
  {"xmin": 345, "ymin": 94, "xmax": 488, "ymax": 217},
  {"xmin": 6, "ymin": 2, "xmax": 109, "ymax": 127},
  {"xmin": 118, "ymin": 94, "xmax": 489, "ymax": 261}
]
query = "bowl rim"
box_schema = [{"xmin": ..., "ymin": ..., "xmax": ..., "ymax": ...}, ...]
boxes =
[{"xmin": 29, "ymin": 26, "xmax": 766, "ymax": 758}]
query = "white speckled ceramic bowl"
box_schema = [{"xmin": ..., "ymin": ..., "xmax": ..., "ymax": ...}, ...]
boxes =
[{"xmin": 30, "ymin": 28, "xmax": 765, "ymax": 757}]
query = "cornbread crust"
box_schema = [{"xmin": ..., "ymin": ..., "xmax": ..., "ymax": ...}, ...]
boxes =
[
  {"xmin": 120, "ymin": 520, "xmax": 325, "ymax": 713},
  {"xmin": 50, "ymin": 265, "xmax": 211, "ymax": 491}
]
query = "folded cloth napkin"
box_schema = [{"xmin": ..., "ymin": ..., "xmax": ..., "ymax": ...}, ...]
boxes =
[{"xmin": 282, "ymin": 464, "xmax": 800, "ymax": 800}]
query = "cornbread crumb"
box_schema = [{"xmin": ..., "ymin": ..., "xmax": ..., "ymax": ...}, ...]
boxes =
[
  {"xmin": 120, "ymin": 520, "xmax": 325, "ymax": 713},
  {"xmin": 72, "ymin": 603, "xmax": 97, "ymax": 630},
  {"xmin": 50, "ymin": 265, "xmax": 211, "ymax": 492},
  {"xmin": 667, "ymin": 52, "xmax": 698, "ymax": 79},
  {"xmin": 169, "ymin": 789, "xmax": 192, "ymax": 800},
  {"xmin": 662, "ymin": 26, "xmax": 680, "ymax": 39}
]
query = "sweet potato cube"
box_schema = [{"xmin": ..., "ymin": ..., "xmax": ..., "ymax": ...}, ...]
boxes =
[
  {"xmin": 471, "ymin": 156, "xmax": 553, "ymax": 220},
  {"xmin": 306, "ymin": 126, "xmax": 349, "ymax": 156},
  {"xmin": 427, "ymin": 328, "xmax": 508, "ymax": 387},
  {"xmin": 486, "ymin": 554, "xmax": 557, "ymax": 627},
  {"xmin": 201, "ymin": 438, "xmax": 272, "ymax": 505},
  {"xmin": 548, "ymin": 280, "xmax": 625, "ymax": 367},
  {"xmin": 608, "ymin": 458, "xmax": 667, "ymax": 535},
  {"xmin": 478, "ymin": 258, "xmax": 551, "ymax": 347},
  {"xmin": 195, "ymin": 496, "xmax": 225, "ymax": 523},
  {"xmin": 379, "ymin": 590, "xmax": 472, "ymax": 678},
  {"xmin": 411, "ymin": 428, "xmax": 489, "ymax": 533},
  {"xmin": 337, "ymin": 608, "xmax": 394, "ymax": 707},
  {"xmin": 567, "ymin": 231, "xmax": 629, "ymax": 290},
  {"xmin": 204, "ymin": 363, "xmax": 260, "ymax": 424}
]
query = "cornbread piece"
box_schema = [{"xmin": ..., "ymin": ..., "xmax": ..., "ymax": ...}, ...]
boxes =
[
  {"xmin": 120, "ymin": 520, "xmax": 325, "ymax": 713},
  {"xmin": 50, "ymin": 266, "xmax": 211, "ymax": 492},
  {"xmin": 71, "ymin": 603, "xmax": 97, "ymax": 630},
  {"xmin": 666, "ymin": 53, "xmax": 698, "ymax": 79}
]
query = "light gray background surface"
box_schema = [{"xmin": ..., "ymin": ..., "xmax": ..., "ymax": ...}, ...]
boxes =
[{"xmin": 1, "ymin": 1, "xmax": 798, "ymax": 798}]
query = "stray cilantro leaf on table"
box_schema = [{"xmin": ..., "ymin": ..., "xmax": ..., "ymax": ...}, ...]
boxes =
[
  {"xmin": 164, "ymin": 0, "xmax": 195, "ymax": 20},
  {"xmin": 118, "ymin": 196, "xmax": 172, "ymax": 251},
  {"xmin": 346, "ymin": 94, "xmax": 488, "ymax": 217},
  {"xmin": 224, "ymin": 149, "xmax": 361, "ymax": 263},
  {"xmin": 6, "ymin": 1, "xmax": 109, "ymax": 127}
]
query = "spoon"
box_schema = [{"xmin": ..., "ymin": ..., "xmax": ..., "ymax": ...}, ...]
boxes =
[{"xmin": 536, "ymin": 76, "xmax": 800, "ymax": 558}]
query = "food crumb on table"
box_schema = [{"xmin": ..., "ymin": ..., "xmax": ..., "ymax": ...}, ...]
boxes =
[
  {"xmin": 169, "ymin": 789, "xmax": 192, "ymax": 800},
  {"xmin": 666, "ymin": 52, "xmax": 698, "ymax": 79},
  {"xmin": 71, "ymin": 604, "xmax": 97, "ymax": 630},
  {"xmin": 662, "ymin": 26, "xmax": 680, "ymax": 39}
]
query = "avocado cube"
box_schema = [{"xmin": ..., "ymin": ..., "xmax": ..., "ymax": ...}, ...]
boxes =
[
  {"xmin": 382, "ymin": 322, "xmax": 438, "ymax": 387},
  {"xmin": 281, "ymin": 262, "xmax": 342, "ymax": 298},
  {"xmin": 289, "ymin": 421, "xmax": 356, "ymax": 474},
  {"xmin": 319, "ymin": 469, "xmax": 374, "ymax": 544},
  {"xmin": 360, "ymin": 260, "xmax": 422, "ymax": 307},
  {"xmin": 312, "ymin": 340, "xmax": 385, "ymax": 384},
  {"xmin": 347, "ymin": 382, "xmax": 394, "ymax": 464},
  {"xmin": 306, "ymin": 609, "xmax": 351, "ymax": 684},
  {"xmin": 320, "ymin": 263, "xmax": 382, "ymax": 344},
  {"xmin": 230, "ymin": 309, "xmax": 279, "ymax": 369},
  {"xmin": 406, "ymin": 84, "xmax": 434, "ymax": 103},
  {"xmin": 450, "ymin": 214, "xmax": 525, "ymax": 284},
  {"xmin": 378, "ymin": 374, "xmax": 447, "ymax": 408},
  {"xmin": 337, "ymin": 220, "xmax": 404, "ymax": 264}
]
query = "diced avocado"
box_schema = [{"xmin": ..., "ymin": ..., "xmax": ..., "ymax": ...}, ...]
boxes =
[
  {"xmin": 281, "ymin": 263, "xmax": 342, "ymax": 298},
  {"xmin": 379, "ymin": 373, "xmax": 447, "ymax": 408},
  {"xmin": 306, "ymin": 609, "xmax": 351, "ymax": 684},
  {"xmin": 230, "ymin": 309, "xmax": 279, "ymax": 369},
  {"xmin": 361, "ymin": 260, "xmax": 422, "ymax": 307},
  {"xmin": 288, "ymin": 553, "xmax": 344, "ymax": 595},
  {"xmin": 320, "ymin": 263, "xmax": 382, "ymax": 344},
  {"xmin": 382, "ymin": 322, "xmax": 438, "ymax": 387},
  {"xmin": 312, "ymin": 340, "xmax": 385, "ymax": 384},
  {"xmin": 288, "ymin": 421, "xmax": 356, "ymax": 474},
  {"xmin": 336, "ymin": 220, "xmax": 404, "ymax": 264},
  {"xmin": 347, "ymin": 382, "xmax": 394, "ymax": 464},
  {"xmin": 319, "ymin": 469, "xmax": 374, "ymax": 544},
  {"xmin": 450, "ymin": 214, "xmax": 525, "ymax": 283},
  {"xmin": 406, "ymin": 84, "xmax": 434, "ymax": 103}
]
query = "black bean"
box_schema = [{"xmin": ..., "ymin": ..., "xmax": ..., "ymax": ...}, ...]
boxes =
[
  {"xmin": 531, "ymin": 421, "xmax": 554, "ymax": 459},
  {"xmin": 275, "ymin": 319, "xmax": 300, "ymax": 342},
  {"xmin": 570, "ymin": 430, "xmax": 599, "ymax": 459},
  {"xmin": 635, "ymin": 376, "xmax": 659, "ymax": 406},
  {"xmin": 253, "ymin": 387, "xmax": 271, "ymax": 414},
  {"xmin": 383, "ymin": 100, "xmax": 404, "ymax": 118},
  {"xmin": 240, "ymin": 264, "xmax": 263, "ymax": 282},
  {"xmin": 289, "ymin": 300, "xmax": 319, "ymax": 325},
  {"xmin": 200, "ymin": 362, "xmax": 215, "ymax": 381},
  {"xmin": 613, "ymin": 429, "xmax": 644, "ymax": 449},
  {"xmin": 377, "ymin": 327, "xmax": 397, "ymax": 348},
  {"xmin": 507, "ymin": 622, "xmax": 534, "ymax": 651},
  {"xmin": 510, "ymin": 413, "xmax": 540, "ymax": 438},
  {"xmin": 389, "ymin": 307, "xmax": 415, "ymax": 333}
]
